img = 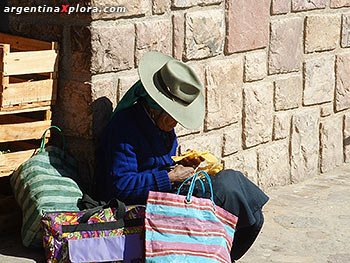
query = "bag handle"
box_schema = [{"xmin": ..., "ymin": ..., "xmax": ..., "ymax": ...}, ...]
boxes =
[
  {"xmin": 177, "ymin": 170, "xmax": 215, "ymax": 207},
  {"xmin": 77, "ymin": 194, "xmax": 126, "ymax": 224},
  {"xmin": 176, "ymin": 175, "xmax": 206, "ymax": 198},
  {"xmin": 38, "ymin": 126, "xmax": 66, "ymax": 153}
]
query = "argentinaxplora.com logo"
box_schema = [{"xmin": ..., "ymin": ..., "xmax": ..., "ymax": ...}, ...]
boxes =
[{"xmin": 3, "ymin": 4, "xmax": 126, "ymax": 15}]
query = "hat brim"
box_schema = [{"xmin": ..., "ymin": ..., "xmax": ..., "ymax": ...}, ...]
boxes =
[{"xmin": 138, "ymin": 51, "xmax": 205, "ymax": 130}]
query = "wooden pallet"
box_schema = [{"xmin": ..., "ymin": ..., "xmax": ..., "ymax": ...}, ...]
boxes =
[
  {"xmin": 0, "ymin": 33, "xmax": 58, "ymax": 179},
  {"xmin": 0, "ymin": 33, "xmax": 58, "ymax": 111},
  {"xmin": 0, "ymin": 108, "xmax": 52, "ymax": 178}
]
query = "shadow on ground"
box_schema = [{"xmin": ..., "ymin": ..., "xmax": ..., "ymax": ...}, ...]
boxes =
[{"xmin": 0, "ymin": 230, "xmax": 44, "ymax": 263}]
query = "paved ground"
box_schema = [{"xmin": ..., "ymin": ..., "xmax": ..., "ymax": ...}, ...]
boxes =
[
  {"xmin": 240, "ymin": 163, "xmax": 350, "ymax": 263},
  {"xmin": 1, "ymin": 163, "xmax": 349, "ymax": 263}
]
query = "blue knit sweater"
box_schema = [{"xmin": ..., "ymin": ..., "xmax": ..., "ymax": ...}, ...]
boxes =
[{"xmin": 95, "ymin": 101, "xmax": 177, "ymax": 204}]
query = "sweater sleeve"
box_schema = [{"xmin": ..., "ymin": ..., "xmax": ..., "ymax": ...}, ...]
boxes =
[{"xmin": 110, "ymin": 142, "xmax": 172, "ymax": 204}]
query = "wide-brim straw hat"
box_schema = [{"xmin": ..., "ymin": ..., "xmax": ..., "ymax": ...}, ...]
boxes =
[{"xmin": 138, "ymin": 51, "xmax": 205, "ymax": 129}]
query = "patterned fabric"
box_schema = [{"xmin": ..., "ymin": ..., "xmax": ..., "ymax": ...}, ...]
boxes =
[
  {"xmin": 145, "ymin": 172, "xmax": 238, "ymax": 263},
  {"xmin": 10, "ymin": 146, "xmax": 83, "ymax": 248},
  {"xmin": 41, "ymin": 206, "xmax": 145, "ymax": 263}
]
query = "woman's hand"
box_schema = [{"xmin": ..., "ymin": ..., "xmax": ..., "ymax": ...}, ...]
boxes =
[
  {"xmin": 168, "ymin": 165, "xmax": 195, "ymax": 183},
  {"xmin": 180, "ymin": 155, "xmax": 205, "ymax": 168}
]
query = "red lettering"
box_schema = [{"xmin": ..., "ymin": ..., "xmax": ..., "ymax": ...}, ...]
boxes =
[{"xmin": 61, "ymin": 5, "xmax": 69, "ymax": 13}]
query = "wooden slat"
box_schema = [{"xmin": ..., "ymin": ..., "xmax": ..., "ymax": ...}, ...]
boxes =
[
  {"xmin": 45, "ymin": 109, "xmax": 52, "ymax": 121},
  {"xmin": 50, "ymin": 42, "xmax": 59, "ymax": 80},
  {"xmin": 0, "ymin": 105, "xmax": 50, "ymax": 115},
  {"xmin": 0, "ymin": 45, "xmax": 9, "ymax": 72},
  {"xmin": 52, "ymin": 79, "xmax": 57, "ymax": 103},
  {"xmin": 0, "ymin": 149, "xmax": 36, "ymax": 177},
  {"xmin": 0, "ymin": 45, "xmax": 9, "ymax": 83},
  {"xmin": 1, "ymin": 79, "xmax": 54, "ymax": 107},
  {"xmin": 0, "ymin": 101, "xmax": 52, "ymax": 112},
  {"xmin": 0, "ymin": 45, "xmax": 10, "ymax": 108},
  {"xmin": 0, "ymin": 32, "xmax": 52, "ymax": 51},
  {"xmin": 3, "ymin": 50, "xmax": 58, "ymax": 76},
  {"xmin": 0, "ymin": 120, "xmax": 51, "ymax": 142}
]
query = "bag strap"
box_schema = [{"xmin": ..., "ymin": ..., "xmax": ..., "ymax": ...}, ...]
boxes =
[
  {"xmin": 77, "ymin": 194, "xmax": 126, "ymax": 224},
  {"xmin": 78, "ymin": 193, "xmax": 106, "ymax": 209},
  {"xmin": 176, "ymin": 175, "xmax": 206, "ymax": 198},
  {"xmin": 38, "ymin": 125, "xmax": 66, "ymax": 153},
  {"xmin": 178, "ymin": 171, "xmax": 215, "ymax": 207}
]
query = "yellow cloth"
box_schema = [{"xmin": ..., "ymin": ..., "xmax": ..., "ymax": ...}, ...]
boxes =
[{"xmin": 171, "ymin": 150, "xmax": 223, "ymax": 175}]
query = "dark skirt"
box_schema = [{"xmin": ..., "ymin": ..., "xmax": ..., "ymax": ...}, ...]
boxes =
[{"xmin": 175, "ymin": 169, "xmax": 269, "ymax": 261}]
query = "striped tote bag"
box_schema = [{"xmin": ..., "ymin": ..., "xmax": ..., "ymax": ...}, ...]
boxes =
[
  {"xmin": 145, "ymin": 171, "xmax": 238, "ymax": 263},
  {"xmin": 10, "ymin": 126, "xmax": 83, "ymax": 248}
]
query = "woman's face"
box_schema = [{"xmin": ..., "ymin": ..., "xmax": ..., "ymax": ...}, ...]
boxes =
[{"xmin": 150, "ymin": 109, "xmax": 178, "ymax": 132}]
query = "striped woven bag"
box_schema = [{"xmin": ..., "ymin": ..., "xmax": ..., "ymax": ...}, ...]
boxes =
[
  {"xmin": 10, "ymin": 126, "xmax": 83, "ymax": 248},
  {"xmin": 145, "ymin": 171, "xmax": 238, "ymax": 263}
]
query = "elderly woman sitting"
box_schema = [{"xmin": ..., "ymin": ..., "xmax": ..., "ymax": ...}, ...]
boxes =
[{"xmin": 95, "ymin": 51, "xmax": 269, "ymax": 261}]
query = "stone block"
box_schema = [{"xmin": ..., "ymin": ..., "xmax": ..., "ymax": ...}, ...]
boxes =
[
  {"xmin": 91, "ymin": 0, "xmax": 150, "ymax": 20},
  {"xmin": 186, "ymin": 61, "xmax": 206, "ymax": 87},
  {"xmin": 175, "ymin": 125, "xmax": 201, "ymax": 137},
  {"xmin": 330, "ymin": 0, "xmax": 350, "ymax": 8},
  {"xmin": 91, "ymin": 77, "xmax": 117, "ymax": 136},
  {"xmin": 54, "ymin": 80, "xmax": 93, "ymax": 138},
  {"xmin": 178, "ymin": 133, "xmax": 222, "ymax": 159},
  {"xmin": 172, "ymin": 0, "xmax": 222, "ymax": 8},
  {"xmin": 320, "ymin": 104, "xmax": 333, "ymax": 117},
  {"xmin": 172, "ymin": 13, "xmax": 184, "ymax": 60},
  {"xmin": 153, "ymin": 0, "xmax": 170, "ymax": 14},
  {"xmin": 271, "ymin": 0, "xmax": 291, "ymax": 14},
  {"xmin": 223, "ymin": 125, "xmax": 241, "ymax": 156},
  {"xmin": 292, "ymin": 0, "xmax": 327, "ymax": 11},
  {"xmin": 71, "ymin": 26, "xmax": 91, "ymax": 52},
  {"xmin": 117, "ymin": 72, "xmax": 139, "ymax": 102},
  {"xmin": 243, "ymin": 82, "xmax": 274, "ymax": 148},
  {"xmin": 205, "ymin": 57, "xmax": 243, "ymax": 130},
  {"xmin": 320, "ymin": 117, "xmax": 343, "ymax": 173},
  {"xmin": 258, "ymin": 140, "xmax": 290, "ymax": 189},
  {"xmin": 224, "ymin": 150, "xmax": 258, "ymax": 185},
  {"xmin": 269, "ymin": 17, "xmax": 303, "ymax": 74},
  {"xmin": 91, "ymin": 23, "xmax": 134, "ymax": 74},
  {"xmin": 274, "ymin": 75, "xmax": 302, "ymax": 111},
  {"xmin": 244, "ymin": 50, "xmax": 267, "ymax": 82},
  {"xmin": 71, "ymin": 51, "xmax": 91, "ymax": 74},
  {"xmin": 291, "ymin": 109, "xmax": 319, "ymax": 183},
  {"xmin": 341, "ymin": 14, "xmax": 350, "ymax": 48},
  {"xmin": 273, "ymin": 112, "xmax": 291, "ymax": 140},
  {"xmin": 184, "ymin": 10, "xmax": 224, "ymax": 60},
  {"xmin": 335, "ymin": 53, "xmax": 350, "ymax": 111},
  {"xmin": 345, "ymin": 114, "xmax": 350, "ymax": 163},
  {"xmin": 225, "ymin": 0, "xmax": 269, "ymax": 53},
  {"xmin": 305, "ymin": 15, "xmax": 341, "ymax": 53},
  {"xmin": 135, "ymin": 19, "xmax": 172, "ymax": 66},
  {"xmin": 92, "ymin": 77, "xmax": 117, "ymax": 106},
  {"xmin": 304, "ymin": 56, "xmax": 335, "ymax": 105}
]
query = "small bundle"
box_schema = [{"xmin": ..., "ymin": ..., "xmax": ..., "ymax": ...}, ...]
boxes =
[{"xmin": 172, "ymin": 150, "xmax": 223, "ymax": 176}]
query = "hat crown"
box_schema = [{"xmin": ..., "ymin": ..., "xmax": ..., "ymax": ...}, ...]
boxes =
[
  {"xmin": 160, "ymin": 60, "xmax": 201, "ymax": 104},
  {"xmin": 138, "ymin": 51, "xmax": 205, "ymax": 129}
]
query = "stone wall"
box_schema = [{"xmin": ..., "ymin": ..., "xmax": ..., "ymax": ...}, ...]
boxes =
[{"xmin": 6, "ymin": 0, "xmax": 350, "ymax": 190}]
